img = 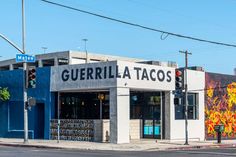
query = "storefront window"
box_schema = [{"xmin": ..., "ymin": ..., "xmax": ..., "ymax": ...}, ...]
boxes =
[
  {"xmin": 130, "ymin": 92, "xmax": 161, "ymax": 119},
  {"xmin": 175, "ymin": 93, "xmax": 198, "ymax": 120},
  {"xmin": 58, "ymin": 92, "xmax": 109, "ymax": 119}
]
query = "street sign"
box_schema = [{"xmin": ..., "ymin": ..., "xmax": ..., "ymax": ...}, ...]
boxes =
[{"xmin": 16, "ymin": 54, "xmax": 35, "ymax": 63}]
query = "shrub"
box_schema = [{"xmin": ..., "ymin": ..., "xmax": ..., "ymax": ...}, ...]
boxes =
[{"xmin": 0, "ymin": 87, "xmax": 10, "ymax": 101}]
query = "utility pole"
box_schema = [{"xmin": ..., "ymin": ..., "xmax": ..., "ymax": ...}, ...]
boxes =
[
  {"xmin": 22, "ymin": 0, "xmax": 28, "ymax": 144},
  {"xmin": 179, "ymin": 50, "xmax": 192, "ymax": 145},
  {"xmin": 82, "ymin": 39, "xmax": 88, "ymax": 63}
]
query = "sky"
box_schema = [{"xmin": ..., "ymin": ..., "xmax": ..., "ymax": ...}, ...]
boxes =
[{"xmin": 0, "ymin": 0, "xmax": 236, "ymax": 74}]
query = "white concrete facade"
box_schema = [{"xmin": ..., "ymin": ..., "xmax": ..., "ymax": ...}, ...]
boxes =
[
  {"xmin": 93, "ymin": 119, "xmax": 141, "ymax": 142},
  {"xmin": 168, "ymin": 69, "xmax": 205, "ymax": 141},
  {"xmin": 110, "ymin": 87, "xmax": 130, "ymax": 143},
  {"xmin": 0, "ymin": 50, "xmax": 205, "ymax": 144},
  {"xmin": 50, "ymin": 60, "xmax": 205, "ymax": 144},
  {"xmin": 50, "ymin": 60, "xmax": 175, "ymax": 91}
]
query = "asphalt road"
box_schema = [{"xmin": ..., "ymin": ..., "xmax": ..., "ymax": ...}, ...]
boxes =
[{"xmin": 0, "ymin": 146, "xmax": 236, "ymax": 157}]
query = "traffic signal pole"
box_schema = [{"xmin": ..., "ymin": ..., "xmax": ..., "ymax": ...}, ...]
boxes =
[
  {"xmin": 22, "ymin": 0, "xmax": 29, "ymax": 144},
  {"xmin": 0, "ymin": 0, "xmax": 28, "ymax": 144},
  {"xmin": 179, "ymin": 50, "xmax": 192, "ymax": 145}
]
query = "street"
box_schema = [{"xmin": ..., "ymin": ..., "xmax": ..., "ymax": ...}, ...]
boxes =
[{"xmin": 0, "ymin": 146, "xmax": 236, "ymax": 157}]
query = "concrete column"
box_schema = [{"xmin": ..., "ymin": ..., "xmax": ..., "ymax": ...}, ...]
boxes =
[
  {"xmin": 54, "ymin": 57, "xmax": 58, "ymax": 66},
  {"xmin": 9, "ymin": 64, "xmax": 14, "ymax": 70},
  {"xmin": 164, "ymin": 91, "xmax": 171, "ymax": 139},
  {"xmin": 38, "ymin": 60, "xmax": 43, "ymax": 67},
  {"xmin": 109, "ymin": 87, "xmax": 130, "ymax": 144},
  {"xmin": 69, "ymin": 56, "xmax": 72, "ymax": 65},
  {"xmin": 86, "ymin": 54, "xmax": 90, "ymax": 63}
]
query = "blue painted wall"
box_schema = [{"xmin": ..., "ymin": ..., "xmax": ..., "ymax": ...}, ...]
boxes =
[{"xmin": 0, "ymin": 67, "xmax": 53, "ymax": 139}]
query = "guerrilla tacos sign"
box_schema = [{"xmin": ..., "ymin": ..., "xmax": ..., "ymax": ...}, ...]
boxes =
[
  {"xmin": 50, "ymin": 61, "xmax": 175, "ymax": 91},
  {"xmin": 61, "ymin": 65, "xmax": 172, "ymax": 82}
]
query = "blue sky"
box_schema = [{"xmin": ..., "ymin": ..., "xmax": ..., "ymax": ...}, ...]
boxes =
[{"xmin": 0, "ymin": 0, "xmax": 236, "ymax": 74}]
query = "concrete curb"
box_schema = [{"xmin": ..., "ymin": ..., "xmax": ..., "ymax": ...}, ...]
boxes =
[
  {"xmin": 0, "ymin": 142, "xmax": 142, "ymax": 151},
  {"xmin": 0, "ymin": 142, "xmax": 63, "ymax": 150},
  {"xmin": 0, "ymin": 142, "xmax": 236, "ymax": 152},
  {"xmin": 166, "ymin": 143, "xmax": 236, "ymax": 151}
]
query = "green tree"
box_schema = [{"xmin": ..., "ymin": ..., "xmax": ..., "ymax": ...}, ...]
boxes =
[{"xmin": 0, "ymin": 87, "xmax": 10, "ymax": 101}]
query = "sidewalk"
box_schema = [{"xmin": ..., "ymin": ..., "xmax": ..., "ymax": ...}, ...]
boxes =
[{"xmin": 0, "ymin": 138, "xmax": 235, "ymax": 151}]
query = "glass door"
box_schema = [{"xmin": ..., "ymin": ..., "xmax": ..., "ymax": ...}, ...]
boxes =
[
  {"xmin": 143, "ymin": 106, "xmax": 161, "ymax": 139},
  {"xmin": 154, "ymin": 120, "xmax": 161, "ymax": 138},
  {"xmin": 143, "ymin": 119, "xmax": 161, "ymax": 138},
  {"xmin": 143, "ymin": 120, "xmax": 154, "ymax": 138}
]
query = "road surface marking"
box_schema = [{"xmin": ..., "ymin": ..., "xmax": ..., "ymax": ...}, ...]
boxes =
[{"xmin": 177, "ymin": 150, "xmax": 236, "ymax": 156}]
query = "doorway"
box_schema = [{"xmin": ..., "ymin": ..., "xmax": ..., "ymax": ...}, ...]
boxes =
[
  {"xmin": 130, "ymin": 91, "xmax": 163, "ymax": 139},
  {"xmin": 34, "ymin": 103, "xmax": 44, "ymax": 139}
]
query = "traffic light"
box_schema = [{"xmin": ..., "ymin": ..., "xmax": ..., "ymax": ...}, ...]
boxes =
[
  {"xmin": 175, "ymin": 69, "xmax": 183, "ymax": 90},
  {"xmin": 26, "ymin": 67, "xmax": 36, "ymax": 88},
  {"xmin": 174, "ymin": 69, "xmax": 184, "ymax": 105}
]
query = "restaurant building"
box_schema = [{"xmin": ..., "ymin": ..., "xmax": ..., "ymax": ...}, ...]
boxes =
[{"xmin": 0, "ymin": 50, "xmax": 205, "ymax": 143}]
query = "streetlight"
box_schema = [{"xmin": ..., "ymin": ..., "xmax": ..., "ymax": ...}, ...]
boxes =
[
  {"xmin": 0, "ymin": 34, "xmax": 24, "ymax": 54},
  {"xmin": 82, "ymin": 39, "xmax": 88, "ymax": 63},
  {"xmin": 22, "ymin": 0, "xmax": 29, "ymax": 144},
  {"xmin": 42, "ymin": 47, "xmax": 48, "ymax": 54},
  {"xmin": 0, "ymin": 0, "xmax": 29, "ymax": 144}
]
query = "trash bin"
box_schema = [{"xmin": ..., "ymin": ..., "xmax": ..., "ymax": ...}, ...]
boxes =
[{"xmin": 214, "ymin": 124, "xmax": 224, "ymax": 143}]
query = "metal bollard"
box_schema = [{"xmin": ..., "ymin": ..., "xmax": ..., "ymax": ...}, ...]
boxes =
[
  {"xmin": 57, "ymin": 119, "xmax": 60, "ymax": 143},
  {"xmin": 217, "ymin": 131, "xmax": 221, "ymax": 143}
]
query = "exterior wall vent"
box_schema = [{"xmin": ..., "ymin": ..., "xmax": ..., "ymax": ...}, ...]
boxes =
[
  {"xmin": 167, "ymin": 61, "xmax": 177, "ymax": 68},
  {"xmin": 137, "ymin": 61, "xmax": 162, "ymax": 66},
  {"xmin": 188, "ymin": 66, "xmax": 204, "ymax": 71}
]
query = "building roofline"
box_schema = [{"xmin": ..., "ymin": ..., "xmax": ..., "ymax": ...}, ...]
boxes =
[
  {"xmin": 0, "ymin": 50, "xmax": 177, "ymax": 69},
  {"xmin": 69, "ymin": 50, "xmax": 144, "ymax": 62}
]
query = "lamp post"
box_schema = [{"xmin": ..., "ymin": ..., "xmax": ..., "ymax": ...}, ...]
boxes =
[
  {"xmin": 22, "ymin": 0, "xmax": 29, "ymax": 144},
  {"xmin": 82, "ymin": 39, "xmax": 88, "ymax": 63},
  {"xmin": 42, "ymin": 47, "xmax": 47, "ymax": 54},
  {"xmin": 0, "ymin": 0, "xmax": 28, "ymax": 144},
  {"xmin": 0, "ymin": 34, "xmax": 24, "ymax": 54}
]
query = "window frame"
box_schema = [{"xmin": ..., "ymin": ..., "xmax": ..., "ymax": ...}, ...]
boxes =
[{"xmin": 174, "ymin": 93, "xmax": 199, "ymax": 120}]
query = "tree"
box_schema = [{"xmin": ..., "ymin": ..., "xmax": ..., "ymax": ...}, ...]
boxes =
[{"xmin": 0, "ymin": 87, "xmax": 10, "ymax": 101}]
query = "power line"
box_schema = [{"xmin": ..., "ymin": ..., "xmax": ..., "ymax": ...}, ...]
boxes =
[{"xmin": 41, "ymin": 0, "xmax": 236, "ymax": 48}]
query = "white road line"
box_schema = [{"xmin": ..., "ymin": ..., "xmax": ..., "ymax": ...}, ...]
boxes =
[
  {"xmin": 29, "ymin": 149, "xmax": 115, "ymax": 156},
  {"xmin": 31, "ymin": 149, "xmax": 42, "ymax": 152},
  {"xmin": 177, "ymin": 150, "xmax": 236, "ymax": 156}
]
